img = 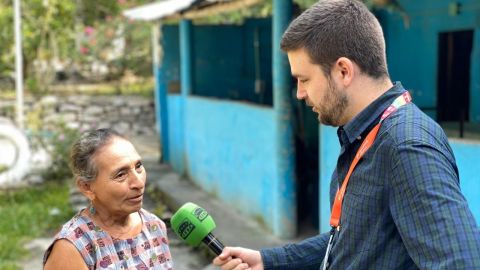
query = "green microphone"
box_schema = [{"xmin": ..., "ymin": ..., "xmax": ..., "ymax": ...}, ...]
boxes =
[{"xmin": 170, "ymin": 202, "xmax": 225, "ymax": 255}]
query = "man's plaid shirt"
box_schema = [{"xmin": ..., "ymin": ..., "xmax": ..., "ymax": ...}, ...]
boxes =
[{"xmin": 261, "ymin": 82, "xmax": 480, "ymax": 269}]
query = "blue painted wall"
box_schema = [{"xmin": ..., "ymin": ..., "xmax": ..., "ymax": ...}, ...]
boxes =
[
  {"xmin": 160, "ymin": 20, "xmax": 286, "ymax": 234},
  {"xmin": 450, "ymin": 141, "xmax": 480, "ymax": 222},
  {"xmin": 166, "ymin": 95, "xmax": 185, "ymax": 173},
  {"xmin": 381, "ymin": 0, "xmax": 480, "ymax": 120},
  {"xmin": 184, "ymin": 97, "xmax": 277, "ymax": 228},
  {"xmin": 319, "ymin": 125, "xmax": 339, "ymax": 233},
  {"xmin": 155, "ymin": 25, "xmax": 181, "ymax": 162},
  {"xmin": 165, "ymin": 91, "xmax": 284, "ymax": 233}
]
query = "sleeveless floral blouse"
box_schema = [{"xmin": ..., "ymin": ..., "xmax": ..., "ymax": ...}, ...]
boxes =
[{"xmin": 43, "ymin": 208, "xmax": 173, "ymax": 269}]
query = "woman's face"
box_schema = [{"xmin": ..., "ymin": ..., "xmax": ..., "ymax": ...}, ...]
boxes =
[{"xmin": 88, "ymin": 136, "xmax": 146, "ymax": 217}]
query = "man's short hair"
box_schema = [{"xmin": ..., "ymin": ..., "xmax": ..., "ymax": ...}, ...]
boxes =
[{"xmin": 281, "ymin": 0, "xmax": 389, "ymax": 79}]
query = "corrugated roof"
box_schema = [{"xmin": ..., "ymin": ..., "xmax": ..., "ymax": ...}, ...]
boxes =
[
  {"xmin": 123, "ymin": 0, "xmax": 199, "ymax": 21},
  {"xmin": 123, "ymin": 0, "xmax": 261, "ymax": 21}
]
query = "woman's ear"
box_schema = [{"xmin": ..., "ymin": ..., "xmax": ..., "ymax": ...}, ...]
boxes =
[
  {"xmin": 333, "ymin": 57, "xmax": 355, "ymax": 87},
  {"xmin": 76, "ymin": 177, "xmax": 95, "ymax": 201}
]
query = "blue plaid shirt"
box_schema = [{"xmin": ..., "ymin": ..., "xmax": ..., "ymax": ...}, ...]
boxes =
[{"xmin": 261, "ymin": 82, "xmax": 480, "ymax": 269}]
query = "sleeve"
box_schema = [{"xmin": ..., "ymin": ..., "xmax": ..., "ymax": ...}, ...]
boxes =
[
  {"xmin": 260, "ymin": 232, "xmax": 329, "ymax": 270},
  {"xmin": 388, "ymin": 137, "xmax": 480, "ymax": 269}
]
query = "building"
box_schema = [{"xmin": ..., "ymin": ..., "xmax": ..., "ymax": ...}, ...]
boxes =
[{"xmin": 125, "ymin": 0, "xmax": 480, "ymax": 238}]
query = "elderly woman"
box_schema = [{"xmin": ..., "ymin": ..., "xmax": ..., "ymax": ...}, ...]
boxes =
[{"xmin": 43, "ymin": 129, "xmax": 173, "ymax": 269}]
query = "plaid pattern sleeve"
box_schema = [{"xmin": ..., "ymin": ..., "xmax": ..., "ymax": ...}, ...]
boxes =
[
  {"xmin": 259, "ymin": 83, "xmax": 480, "ymax": 269},
  {"xmin": 260, "ymin": 233, "xmax": 329, "ymax": 269},
  {"xmin": 388, "ymin": 115, "xmax": 480, "ymax": 269}
]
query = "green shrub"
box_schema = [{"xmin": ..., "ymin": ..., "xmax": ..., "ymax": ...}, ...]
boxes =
[
  {"xmin": 0, "ymin": 182, "xmax": 74, "ymax": 269},
  {"xmin": 34, "ymin": 122, "xmax": 80, "ymax": 183},
  {"xmin": 0, "ymin": 164, "xmax": 7, "ymax": 174}
]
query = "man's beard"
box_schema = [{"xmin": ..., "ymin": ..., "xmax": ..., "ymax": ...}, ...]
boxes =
[{"xmin": 314, "ymin": 78, "xmax": 348, "ymax": 126}]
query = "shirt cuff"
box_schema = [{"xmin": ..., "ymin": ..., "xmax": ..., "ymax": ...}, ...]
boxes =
[{"xmin": 260, "ymin": 246, "xmax": 290, "ymax": 270}]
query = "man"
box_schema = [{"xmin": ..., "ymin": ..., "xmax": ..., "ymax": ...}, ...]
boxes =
[{"xmin": 213, "ymin": 0, "xmax": 480, "ymax": 269}]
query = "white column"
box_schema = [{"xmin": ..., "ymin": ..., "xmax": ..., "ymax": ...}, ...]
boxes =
[{"xmin": 13, "ymin": 0, "xmax": 24, "ymax": 129}]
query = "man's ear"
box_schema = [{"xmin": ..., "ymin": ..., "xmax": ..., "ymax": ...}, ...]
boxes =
[
  {"xmin": 332, "ymin": 57, "xmax": 355, "ymax": 87},
  {"xmin": 76, "ymin": 177, "xmax": 95, "ymax": 201}
]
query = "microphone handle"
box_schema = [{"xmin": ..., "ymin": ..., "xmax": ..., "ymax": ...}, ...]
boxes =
[{"xmin": 202, "ymin": 232, "xmax": 225, "ymax": 255}]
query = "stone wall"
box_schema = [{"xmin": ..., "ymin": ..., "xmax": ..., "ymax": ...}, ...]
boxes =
[{"xmin": 0, "ymin": 95, "xmax": 157, "ymax": 136}]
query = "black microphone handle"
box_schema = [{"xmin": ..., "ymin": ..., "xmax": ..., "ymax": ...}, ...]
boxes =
[{"xmin": 202, "ymin": 232, "xmax": 225, "ymax": 255}]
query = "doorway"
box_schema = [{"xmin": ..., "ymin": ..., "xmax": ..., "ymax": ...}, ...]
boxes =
[
  {"xmin": 293, "ymin": 97, "xmax": 319, "ymax": 236},
  {"xmin": 437, "ymin": 30, "xmax": 473, "ymax": 122}
]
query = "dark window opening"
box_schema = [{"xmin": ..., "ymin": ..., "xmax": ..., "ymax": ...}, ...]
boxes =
[
  {"xmin": 192, "ymin": 19, "xmax": 273, "ymax": 106},
  {"xmin": 437, "ymin": 30, "xmax": 476, "ymax": 139}
]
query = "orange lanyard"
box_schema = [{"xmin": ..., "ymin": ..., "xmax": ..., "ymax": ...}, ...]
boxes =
[
  {"xmin": 322, "ymin": 91, "xmax": 412, "ymax": 270},
  {"xmin": 330, "ymin": 91, "xmax": 412, "ymax": 228}
]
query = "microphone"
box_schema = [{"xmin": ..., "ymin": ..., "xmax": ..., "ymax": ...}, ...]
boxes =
[{"xmin": 170, "ymin": 202, "xmax": 225, "ymax": 255}]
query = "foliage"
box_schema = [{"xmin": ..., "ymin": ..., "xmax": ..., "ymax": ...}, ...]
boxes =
[
  {"xmin": 294, "ymin": 0, "xmax": 317, "ymax": 9},
  {"xmin": 0, "ymin": 182, "xmax": 74, "ymax": 269},
  {"xmin": 100, "ymin": 78, "xmax": 155, "ymax": 97},
  {"xmin": 193, "ymin": 0, "xmax": 317, "ymax": 24},
  {"xmin": 146, "ymin": 185, "xmax": 167, "ymax": 218},
  {"xmin": 194, "ymin": 0, "xmax": 273, "ymax": 24},
  {"xmin": 0, "ymin": 0, "xmax": 154, "ymax": 94},
  {"xmin": 0, "ymin": 164, "xmax": 8, "ymax": 174},
  {"xmin": 27, "ymin": 121, "xmax": 81, "ymax": 183},
  {"xmin": 41, "ymin": 123, "xmax": 80, "ymax": 183},
  {"xmin": 189, "ymin": 0, "xmax": 394, "ymax": 25},
  {"xmin": 77, "ymin": 16, "xmax": 152, "ymax": 81},
  {"xmin": 26, "ymin": 105, "xmax": 80, "ymax": 184},
  {"xmin": 77, "ymin": 0, "xmax": 122, "ymax": 27},
  {"xmin": 0, "ymin": 2, "xmax": 14, "ymax": 79}
]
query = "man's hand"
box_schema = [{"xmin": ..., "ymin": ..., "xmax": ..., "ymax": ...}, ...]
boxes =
[{"xmin": 213, "ymin": 247, "xmax": 264, "ymax": 270}]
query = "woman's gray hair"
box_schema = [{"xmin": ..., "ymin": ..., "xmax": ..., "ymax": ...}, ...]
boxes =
[{"xmin": 70, "ymin": 128, "xmax": 124, "ymax": 182}]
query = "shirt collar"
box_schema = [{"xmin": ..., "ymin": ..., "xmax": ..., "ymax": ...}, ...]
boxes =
[{"xmin": 340, "ymin": 82, "xmax": 406, "ymax": 144}]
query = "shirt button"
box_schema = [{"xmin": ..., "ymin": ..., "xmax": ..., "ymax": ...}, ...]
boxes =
[{"xmin": 357, "ymin": 136, "xmax": 362, "ymax": 140}]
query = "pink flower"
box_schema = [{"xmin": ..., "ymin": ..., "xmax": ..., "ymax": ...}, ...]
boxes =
[
  {"xmin": 58, "ymin": 134, "xmax": 65, "ymax": 141},
  {"xmin": 84, "ymin": 26, "xmax": 95, "ymax": 36},
  {"xmin": 80, "ymin": 46, "xmax": 89, "ymax": 54}
]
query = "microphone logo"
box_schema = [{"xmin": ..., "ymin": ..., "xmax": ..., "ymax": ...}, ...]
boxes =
[
  {"xmin": 192, "ymin": 207, "xmax": 208, "ymax": 221},
  {"xmin": 178, "ymin": 218, "xmax": 195, "ymax": 240}
]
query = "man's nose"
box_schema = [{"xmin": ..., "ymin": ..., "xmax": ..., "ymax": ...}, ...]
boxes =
[{"xmin": 296, "ymin": 84, "xmax": 307, "ymax": 100}]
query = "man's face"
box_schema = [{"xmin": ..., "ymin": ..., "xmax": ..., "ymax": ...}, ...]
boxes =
[{"xmin": 287, "ymin": 48, "xmax": 348, "ymax": 126}]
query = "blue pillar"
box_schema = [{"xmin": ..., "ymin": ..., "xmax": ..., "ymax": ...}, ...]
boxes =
[
  {"xmin": 180, "ymin": 19, "xmax": 193, "ymax": 97},
  {"xmin": 153, "ymin": 24, "xmax": 169, "ymax": 162},
  {"xmin": 471, "ymin": 28, "xmax": 480, "ymax": 123},
  {"xmin": 176, "ymin": 19, "xmax": 193, "ymax": 174},
  {"xmin": 273, "ymin": 0, "xmax": 295, "ymax": 238}
]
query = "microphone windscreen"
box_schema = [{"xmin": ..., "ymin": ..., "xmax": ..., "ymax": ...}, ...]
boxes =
[{"xmin": 170, "ymin": 202, "xmax": 217, "ymax": 247}]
